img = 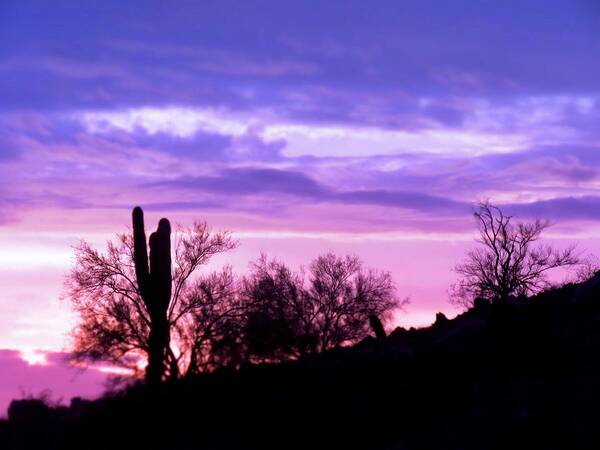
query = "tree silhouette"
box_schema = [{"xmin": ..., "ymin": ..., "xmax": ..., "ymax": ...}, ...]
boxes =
[
  {"xmin": 451, "ymin": 201, "xmax": 580, "ymax": 307},
  {"xmin": 240, "ymin": 253, "xmax": 403, "ymax": 362},
  {"xmin": 66, "ymin": 208, "xmax": 404, "ymax": 379},
  {"xmin": 177, "ymin": 266, "xmax": 247, "ymax": 374},
  {"xmin": 307, "ymin": 253, "xmax": 400, "ymax": 351},
  {"xmin": 66, "ymin": 207, "xmax": 237, "ymax": 383},
  {"xmin": 240, "ymin": 254, "xmax": 309, "ymax": 362}
]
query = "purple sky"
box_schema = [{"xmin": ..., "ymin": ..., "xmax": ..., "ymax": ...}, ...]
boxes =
[{"xmin": 1, "ymin": 0, "xmax": 600, "ymax": 414}]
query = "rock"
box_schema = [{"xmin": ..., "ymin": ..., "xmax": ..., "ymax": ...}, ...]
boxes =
[{"xmin": 434, "ymin": 312, "xmax": 449, "ymax": 325}]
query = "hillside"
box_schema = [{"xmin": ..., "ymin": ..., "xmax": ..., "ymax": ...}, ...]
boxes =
[{"xmin": 2, "ymin": 275, "xmax": 600, "ymax": 450}]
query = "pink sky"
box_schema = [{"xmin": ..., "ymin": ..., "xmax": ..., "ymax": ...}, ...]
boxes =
[{"xmin": 1, "ymin": 0, "xmax": 600, "ymax": 415}]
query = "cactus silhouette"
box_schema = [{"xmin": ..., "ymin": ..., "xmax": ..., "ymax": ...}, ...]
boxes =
[
  {"xmin": 369, "ymin": 314, "xmax": 386, "ymax": 340},
  {"xmin": 132, "ymin": 206, "xmax": 172, "ymax": 386}
]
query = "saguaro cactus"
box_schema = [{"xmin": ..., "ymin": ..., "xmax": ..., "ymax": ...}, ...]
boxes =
[
  {"xmin": 132, "ymin": 206, "xmax": 172, "ymax": 386},
  {"xmin": 369, "ymin": 314, "xmax": 386, "ymax": 341}
]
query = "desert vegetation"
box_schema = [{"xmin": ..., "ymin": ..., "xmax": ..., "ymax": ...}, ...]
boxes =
[
  {"xmin": 2, "ymin": 202, "xmax": 598, "ymax": 450},
  {"xmin": 66, "ymin": 207, "xmax": 404, "ymax": 383},
  {"xmin": 451, "ymin": 201, "xmax": 581, "ymax": 307},
  {"xmin": 64, "ymin": 203, "xmax": 591, "ymax": 385}
]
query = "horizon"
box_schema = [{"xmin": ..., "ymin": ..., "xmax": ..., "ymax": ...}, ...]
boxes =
[{"xmin": 1, "ymin": 0, "xmax": 600, "ymax": 414}]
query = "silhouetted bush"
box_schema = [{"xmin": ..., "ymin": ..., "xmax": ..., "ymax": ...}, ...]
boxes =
[
  {"xmin": 239, "ymin": 253, "xmax": 403, "ymax": 362},
  {"xmin": 7, "ymin": 399, "xmax": 51, "ymax": 424}
]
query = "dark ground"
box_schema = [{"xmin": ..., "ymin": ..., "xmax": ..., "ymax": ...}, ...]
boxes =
[{"xmin": 3, "ymin": 276, "xmax": 600, "ymax": 449}]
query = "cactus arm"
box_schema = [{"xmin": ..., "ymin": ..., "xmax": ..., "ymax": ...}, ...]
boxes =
[{"xmin": 132, "ymin": 206, "xmax": 150, "ymax": 300}]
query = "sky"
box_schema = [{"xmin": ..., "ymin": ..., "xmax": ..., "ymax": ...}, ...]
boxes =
[{"xmin": 1, "ymin": 0, "xmax": 600, "ymax": 414}]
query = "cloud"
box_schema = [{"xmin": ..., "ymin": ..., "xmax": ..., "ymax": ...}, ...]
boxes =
[
  {"xmin": 1, "ymin": 1, "xmax": 598, "ymax": 114},
  {"xmin": 79, "ymin": 106, "xmax": 531, "ymax": 159},
  {"xmin": 338, "ymin": 142, "xmax": 600, "ymax": 203},
  {"xmin": 337, "ymin": 190, "xmax": 466, "ymax": 214},
  {"xmin": 507, "ymin": 196, "xmax": 600, "ymax": 221},
  {"xmin": 0, "ymin": 0, "xmax": 598, "ymax": 235},
  {"xmin": 153, "ymin": 167, "xmax": 327, "ymax": 198},
  {"xmin": 0, "ymin": 194, "xmax": 31, "ymax": 226},
  {"xmin": 2, "ymin": 100, "xmax": 600, "ymax": 233},
  {"xmin": 153, "ymin": 167, "xmax": 470, "ymax": 216},
  {"xmin": 0, "ymin": 349, "xmax": 108, "ymax": 417}
]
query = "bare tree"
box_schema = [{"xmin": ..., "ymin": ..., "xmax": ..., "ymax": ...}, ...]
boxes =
[
  {"xmin": 307, "ymin": 253, "xmax": 402, "ymax": 351},
  {"xmin": 240, "ymin": 253, "xmax": 404, "ymax": 362},
  {"xmin": 240, "ymin": 254, "xmax": 310, "ymax": 362},
  {"xmin": 451, "ymin": 202, "xmax": 580, "ymax": 308},
  {"xmin": 66, "ymin": 207, "xmax": 237, "ymax": 382},
  {"xmin": 571, "ymin": 254, "xmax": 600, "ymax": 283},
  {"xmin": 176, "ymin": 266, "xmax": 247, "ymax": 374}
]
